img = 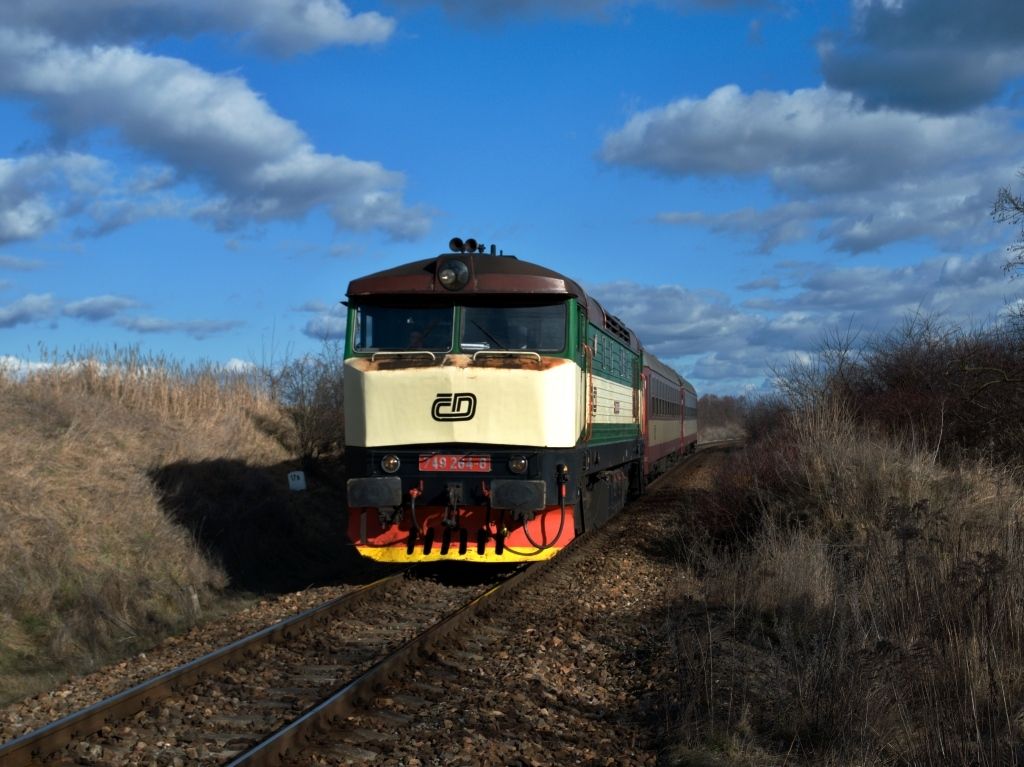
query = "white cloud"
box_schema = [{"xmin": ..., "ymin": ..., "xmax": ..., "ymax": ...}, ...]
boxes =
[
  {"xmin": 821, "ymin": 0, "xmax": 1024, "ymax": 114},
  {"xmin": 62, "ymin": 295, "xmax": 141, "ymax": 321},
  {"xmin": 0, "ymin": 254, "xmax": 44, "ymax": 270},
  {"xmin": 129, "ymin": 166, "xmax": 178, "ymax": 195},
  {"xmin": 655, "ymin": 204, "xmax": 815, "ymax": 254},
  {"xmin": 298, "ymin": 298, "xmax": 346, "ymax": 340},
  {"xmin": 75, "ymin": 196, "xmax": 185, "ymax": 238},
  {"xmin": 303, "ymin": 314, "xmax": 347, "ymax": 339},
  {"xmin": 296, "ymin": 299, "xmax": 334, "ymax": 313},
  {"xmin": 774, "ymin": 250, "xmax": 1014, "ymax": 317},
  {"xmin": 590, "ymin": 281, "xmax": 762, "ymax": 362},
  {"xmin": 604, "ymin": 85, "xmax": 1011, "ymax": 191},
  {"xmin": 0, "ymin": 354, "xmax": 57, "ymax": 376},
  {"xmin": 689, "ymin": 349, "xmax": 796, "ymax": 384},
  {"xmin": 0, "ymin": 30, "xmax": 429, "ymax": 240},
  {"xmin": 738, "ymin": 276, "xmax": 780, "ymax": 291},
  {"xmin": 224, "ymin": 357, "xmax": 255, "ymax": 372},
  {"xmin": 605, "ymin": 85, "xmax": 1022, "ymax": 253},
  {"xmin": 327, "ymin": 242, "xmax": 363, "ymax": 258},
  {"xmin": 0, "ymin": 293, "xmax": 57, "ymax": 327},
  {"xmin": 0, "ymin": 0, "xmax": 394, "ymax": 54},
  {"xmin": 0, "ymin": 153, "xmax": 109, "ymax": 244},
  {"xmin": 588, "ymin": 249, "xmax": 1020, "ymax": 391},
  {"xmin": 116, "ymin": 315, "xmax": 243, "ymax": 339},
  {"xmin": 0, "ymin": 152, "xmax": 185, "ymax": 244},
  {"xmin": 406, "ymin": 0, "xmax": 766, "ymax": 20}
]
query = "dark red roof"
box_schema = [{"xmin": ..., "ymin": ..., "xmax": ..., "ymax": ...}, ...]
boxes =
[{"xmin": 346, "ymin": 253, "xmax": 587, "ymax": 299}]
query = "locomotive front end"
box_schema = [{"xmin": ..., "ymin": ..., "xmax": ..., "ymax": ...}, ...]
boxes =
[{"xmin": 343, "ymin": 242, "xmax": 588, "ymax": 562}]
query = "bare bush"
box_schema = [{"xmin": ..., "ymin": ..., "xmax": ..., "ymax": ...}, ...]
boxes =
[
  {"xmin": 994, "ymin": 169, "xmax": 1024, "ymax": 276},
  {"xmin": 263, "ymin": 342, "xmax": 345, "ymax": 466},
  {"xmin": 677, "ymin": 378, "xmax": 1024, "ymax": 765},
  {"xmin": 697, "ymin": 394, "xmax": 748, "ymax": 441},
  {"xmin": 762, "ymin": 314, "xmax": 1024, "ymax": 468},
  {"xmin": 738, "ymin": 395, "xmax": 788, "ymax": 445}
]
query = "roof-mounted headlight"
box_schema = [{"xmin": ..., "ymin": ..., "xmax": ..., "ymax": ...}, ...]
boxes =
[
  {"xmin": 437, "ymin": 259, "xmax": 469, "ymax": 291},
  {"xmin": 449, "ymin": 237, "xmax": 481, "ymax": 254}
]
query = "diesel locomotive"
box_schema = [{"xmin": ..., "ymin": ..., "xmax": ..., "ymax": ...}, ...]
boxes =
[{"xmin": 344, "ymin": 238, "xmax": 697, "ymax": 562}]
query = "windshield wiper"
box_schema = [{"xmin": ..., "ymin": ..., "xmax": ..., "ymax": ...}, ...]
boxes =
[{"xmin": 469, "ymin": 320, "xmax": 506, "ymax": 350}]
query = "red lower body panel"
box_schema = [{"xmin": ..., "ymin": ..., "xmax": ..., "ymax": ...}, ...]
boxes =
[{"xmin": 348, "ymin": 503, "xmax": 575, "ymax": 562}]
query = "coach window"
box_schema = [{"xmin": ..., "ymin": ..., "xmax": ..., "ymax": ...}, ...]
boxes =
[
  {"xmin": 461, "ymin": 302, "xmax": 566, "ymax": 352},
  {"xmin": 352, "ymin": 304, "xmax": 453, "ymax": 352}
]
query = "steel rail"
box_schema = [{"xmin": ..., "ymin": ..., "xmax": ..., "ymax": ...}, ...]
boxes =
[
  {"xmin": 0, "ymin": 572, "xmax": 407, "ymax": 766},
  {"xmin": 227, "ymin": 560, "xmax": 556, "ymax": 765},
  {"xmin": 696, "ymin": 437, "xmax": 745, "ymax": 450}
]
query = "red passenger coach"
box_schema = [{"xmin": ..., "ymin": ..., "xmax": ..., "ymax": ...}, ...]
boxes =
[{"xmin": 642, "ymin": 352, "xmax": 698, "ymax": 478}]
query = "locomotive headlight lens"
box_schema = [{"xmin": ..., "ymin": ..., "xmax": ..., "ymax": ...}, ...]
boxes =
[
  {"xmin": 381, "ymin": 454, "xmax": 401, "ymax": 473},
  {"xmin": 437, "ymin": 259, "xmax": 469, "ymax": 290},
  {"xmin": 508, "ymin": 455, "xmax": 528, "ymax": 474}
]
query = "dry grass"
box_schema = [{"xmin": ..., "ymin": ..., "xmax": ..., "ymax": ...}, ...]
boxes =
[
  {"xmin": 0, "ymin": 349, "xmax": 297, "ymax": 702},
  {"xmin": 674, "ymin": 400, "xmax": 1024, "ymax": 766},
  {"xmin": 698, "ymin": 424, "xmax": 747, "ymax": 442}
]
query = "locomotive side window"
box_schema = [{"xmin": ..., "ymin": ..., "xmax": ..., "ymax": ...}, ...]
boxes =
[
  {"xmin": 352, "ymin": 304, "xmax": 454, "ymax": 352},
  {"xmin": 461, "ymin": 303, "xmax": 566, "ymax": 352}
]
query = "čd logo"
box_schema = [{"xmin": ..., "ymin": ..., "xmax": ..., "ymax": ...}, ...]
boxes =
[{"xmin": 432, "ymin": 392, "xmax": 477, "ymax": 421}]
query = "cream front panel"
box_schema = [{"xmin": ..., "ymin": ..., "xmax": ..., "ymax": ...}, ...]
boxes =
[{"xmin": 345, "ymin": 356, "xmax": 583, "ymax": 448}]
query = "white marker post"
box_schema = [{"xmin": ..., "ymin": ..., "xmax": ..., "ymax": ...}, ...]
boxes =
[{"xmin": 288, "ymin": 470, "xmax": 307, "ymax": 491}]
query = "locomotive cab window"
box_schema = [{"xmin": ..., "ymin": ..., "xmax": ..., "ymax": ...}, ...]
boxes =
[
  {"xmin": 460, "ymin": 302, "xmax": 566, "ymax": 352},
  {"xmin": 352, "ymin": 304, "xmax": 454, "ymax": 352}
]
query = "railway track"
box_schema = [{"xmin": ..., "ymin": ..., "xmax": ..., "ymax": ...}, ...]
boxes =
[
  {"xmin": 277, "ymin": 448, "xmax": 726, "ymax": 765},
  {"xmin": 275, "ymin": 516, "xmax": 643, "ymax": 765},
  {"xmin": 0, "ymin": 568, "xmax": 516, "ymax": 766},
  {"xmin": 2, "ymin": 444, "xmax": 734, "ymax": 766},
  {"xmin": 241, "ymin": 448, "xmax": 724, "ymax": 765}
]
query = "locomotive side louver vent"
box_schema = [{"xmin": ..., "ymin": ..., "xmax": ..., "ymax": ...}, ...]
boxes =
[{"xmin": 605, "ymin": 313, "xmax": 631, "ymax": 344}]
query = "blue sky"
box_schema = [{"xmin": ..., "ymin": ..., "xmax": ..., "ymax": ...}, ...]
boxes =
[{"xmin": 1, "ymin": 0, "xmax": 1023, "ymax": 393}]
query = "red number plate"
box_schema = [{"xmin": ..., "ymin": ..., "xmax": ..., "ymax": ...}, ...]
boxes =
[{"xmin": 418, "ymin": 454, "xmax": 492, "ymax": 472}]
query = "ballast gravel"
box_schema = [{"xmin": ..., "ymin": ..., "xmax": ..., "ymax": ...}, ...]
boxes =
[{"xmin": 0, "ymin": 584, "xmax": 364, "ymax": 744}]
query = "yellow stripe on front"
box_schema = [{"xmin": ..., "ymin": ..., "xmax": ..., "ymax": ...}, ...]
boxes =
[{"xmin": 356, "ymin": 544, "xmax": 562, "ymax": 563}]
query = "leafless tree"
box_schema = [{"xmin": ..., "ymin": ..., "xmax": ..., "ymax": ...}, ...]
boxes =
[
  {"xmin": 993, "ymin": 170, "xmax": 1024, "ymax": 275},
  {"xmin": 265, "ymin": 341, "xmax": 345, "ymax": 466}
]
